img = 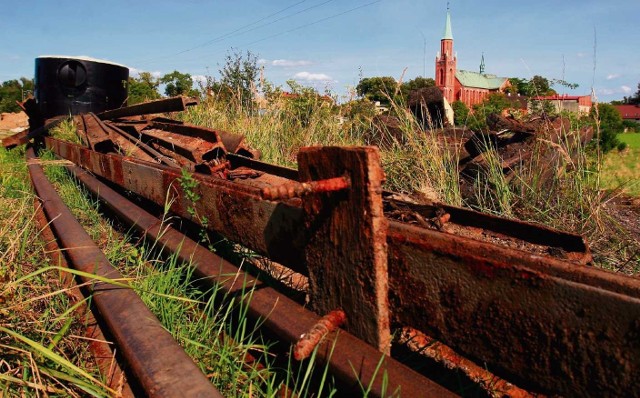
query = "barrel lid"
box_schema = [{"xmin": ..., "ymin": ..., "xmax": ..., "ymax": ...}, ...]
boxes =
[{"xmin": 37, "ymin": 55, "xmax": 128, "ymax": 69}]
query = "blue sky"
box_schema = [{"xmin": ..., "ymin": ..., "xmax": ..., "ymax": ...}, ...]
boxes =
[{"xmin": 1, "ymin": 0, "xmax": 638, "ymax": 102}]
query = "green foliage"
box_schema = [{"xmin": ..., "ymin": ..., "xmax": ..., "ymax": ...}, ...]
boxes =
[
  {"xmin": 218, "ymin": 49, "xmax": 259, "ymax": 111},
  {"xmin": 128, "ymin": 72, "xmax": 161, "ymax": 104},
  {"xmin": 451, "ymin": 100, "xmax": 469, "ymax": 126},
  {"xmin": 529, "ymin": 99, "xmax": 556, "ymax": 116},
  {"xmin": 160, "ymin": 70, "xmax": 197, "ymax": 97},
  {"xmin": 0, "ymin": 77, "xmax": 34, "ymax": 113},
  {"xmin": 399, "ymin": 76, "xmax": 435, "ymax": 101},
  {"xmin": 617, "ymin": 141, "xmax": 628, "ymax": 151},
  {"xmin": 623, "ymin": 82, "xmax": 640, "ymax": 105},
  {"xmin": 465, "ymin": 93, "xmax": 511, "ymax": 131},
  {"xmin": 592, "ymin": 103, "xmax": 624, "ymax": 153},
  {"xmin": 356, "ymin": 76, "xmax": 397, "ymax": 106},
  {"xmin": 507, "ymin": 77, "xmax": 528, "ymax": 96}
]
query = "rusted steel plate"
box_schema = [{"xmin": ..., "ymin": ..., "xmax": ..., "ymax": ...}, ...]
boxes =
[
  {"xmin": 45, "ymin": 137, "xmax": 307, "ymax": 272},
  {"xmin": 387, "ymin": 220, "xmax": 640, "ymax": 396},
  {"xmin": 65, "ymin": 163, "xmax": 456, "ymax": 398},
  {"xmin": 80, "ymin": 113, "xmax": 114, "ymax": 152},
  {"xmin": 299, "ymin": 146, "xmax": 391, "ymax": 352},
  {"xmin": 149, "ymin": 120, "xmax": 259, "ymax": 158},
  {"xmin": 227, "ymin": 153, "xmax": 299, "ymax": 180},
  {"xmin": 97, "ymin": 96, "xmax": 197, "ymax": 120},
  {"xmin": 27, "ymin": 148, "xmax": 223, "ymax": 398}
]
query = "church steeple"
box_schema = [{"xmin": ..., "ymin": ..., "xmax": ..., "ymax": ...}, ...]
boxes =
[
  {"xmin": 480, "ymin": 53, "xmax": 485, "ymax": 74},
  {"xmin": 435, "ymin": 4, "xmax": 457, "ymax": 104},
  {"xmin": 443, "ymin": 4, "xmax": 453, "ymax": 40}
]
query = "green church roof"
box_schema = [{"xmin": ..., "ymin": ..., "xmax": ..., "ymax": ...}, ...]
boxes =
[
  {"xmin": 455, "ymin": 70, "xmax": 508, "ymax": 90},
  {"xmin": 443, "ymin": 10, "xmax": 453, "ymax": 40}
]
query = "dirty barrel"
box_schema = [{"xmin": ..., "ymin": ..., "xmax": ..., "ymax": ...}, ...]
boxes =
[{"xmin": 35, "ymin": 56, "xmax": 129, "ymax": 119}]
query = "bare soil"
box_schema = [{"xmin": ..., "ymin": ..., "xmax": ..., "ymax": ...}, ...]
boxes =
[{"xmin": 0, "ymin": 111, "xmax": 28, "ymax": 132}]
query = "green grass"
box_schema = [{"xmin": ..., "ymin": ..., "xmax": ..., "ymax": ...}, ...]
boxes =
[{"xmin": 601, "ymin": 133, "xmax": 640, "ymax": 197}]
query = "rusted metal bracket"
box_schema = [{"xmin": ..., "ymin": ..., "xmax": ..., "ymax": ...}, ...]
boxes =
[{"xmin": 298, "ymin": 146, "xmax": 391, "ymax": 353}]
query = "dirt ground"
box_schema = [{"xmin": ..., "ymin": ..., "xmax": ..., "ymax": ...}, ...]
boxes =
[
  {"xmin": 605, "ymin": 194, "xmax": 640, "ymax": 243},
  {"xmin": 0, "ymin": 111, "xmax": 28, "ymax": 132}
]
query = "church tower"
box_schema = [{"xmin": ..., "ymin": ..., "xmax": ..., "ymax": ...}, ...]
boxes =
[{"xmin": 435, "ymin": 6, "xmax": 457, "ymax": 104}]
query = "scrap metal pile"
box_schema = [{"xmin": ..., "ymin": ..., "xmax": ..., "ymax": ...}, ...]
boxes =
[{"xmin": 4, "ymin": 92, "xmax": 640, "ymax": 397}]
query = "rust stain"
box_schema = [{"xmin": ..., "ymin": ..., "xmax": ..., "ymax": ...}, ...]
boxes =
[{"xmin": 293, "ymin": 310, "xmax": 346, "ymax": 361}]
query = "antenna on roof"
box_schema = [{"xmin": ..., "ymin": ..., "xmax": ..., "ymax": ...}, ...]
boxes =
[
  {"xmin": 480, "ymin": 52, "xmax": 485, "ymax": 74},
  {"xmin": 447, "ymin": 1, "xmax": 450, "ymax": 11}
]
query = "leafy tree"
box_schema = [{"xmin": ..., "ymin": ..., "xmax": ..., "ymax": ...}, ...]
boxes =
[
  {"xmin": 591, "ymin": 103, "xmax": 623, "ymax": 153},
  {"xmin": 219, "ymin": 49, "xmax": 259, "ymax": 111},
  {"xmin": 128, "ymin": 72, "xmax": 161, "ymax": 105},
  {"xmin": 467, "ymin": 93, "xmax": 511, "ymax": 131},
  {"xmin": 451, "ymin": 100, "xmax": 470, "ymax": 126},
  {"xmin": 160, "ymin": 70, "xmax": 195, "ymax": 97},
  {"xmin": 623, "ymin": 82, "xmax": 640, "ymax": 105},
  {"xmin": 356, "ymin": 76, "xmax": 397, "ymax": 106},
  {"xmin": 507, "ymin": 77, "xmax": 528, "ymax": 96},
  {"xmin": 0, "ymin": 77, "xmax": 34, "ymax": 113},
  {"xmin": 527, "ymin": 75, "xmax": 556, "ymax": 96},
  {"xmin": 400, "ymin": 76, "xmax": 435, "ymax": 100}
]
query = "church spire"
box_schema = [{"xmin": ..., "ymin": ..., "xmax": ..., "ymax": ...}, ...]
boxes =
[
  {"xmin": 480, "ymin": 53, "xmax": 485, "ymax": 74},
  {"xmin": 443, "ymin": 3, "xmax": 453, "ymax": 40}
]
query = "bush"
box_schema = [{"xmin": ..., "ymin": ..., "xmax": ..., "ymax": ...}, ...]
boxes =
[{"xmin": 617, "ymin": 141, "xmax": 628, "ymax": 151}]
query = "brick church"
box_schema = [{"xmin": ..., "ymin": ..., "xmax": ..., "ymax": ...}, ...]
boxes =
[{"xmin": 435, "ymin": 8, "xmax": 511, "ymax": 108}]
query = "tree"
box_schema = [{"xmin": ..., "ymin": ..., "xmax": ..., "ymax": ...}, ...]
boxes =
[
  {"xmin": 526, "ymin": 75, "xmax": 555, "ymax": 96},
  {"xmin": 467, "ymin": 93, "xmax": 511, "ymax": 131},
  {"xmin": 160, "ymin": 70, "xmax": 195, "ymax": 97},
  {"xmin": 219, "ymin": 49, "xmax": 259, "ymax": 111},
  {"xmin": 356, "ymin": 76, "xmax": 397, "ymax": 106},
  {"xmin": 623, "ymin": 82, "xmax": 640, "ymax": 105},
  {"xmin": 128, "ymin": 72, "xmax": 161, "ymax": 105},
  {"xmin": 400, "ymin": 76, "xmax": 435, "ymax": 100},
  {"xmin": 591, "ymin": 103, "xmax": 623, "ymax": 153},
  {"xmin": 451, "ymin": 100, "xmax": 470, "ymax": 126},
  {"xmin": 0, "ymin": 77, "xmax": 34, "ymax": 113},
  {"xmin": 507, "ymin": 78, "xmax": 528, "ymax": 96}
]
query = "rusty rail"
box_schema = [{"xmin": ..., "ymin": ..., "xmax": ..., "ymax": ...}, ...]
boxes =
[
  {"xmin": 27, "ymin": 147, "xmax": 223, "ymax": 398},
  {"xmin": 63, "ymin": 159, "xmax": 455, "ymax": 397},
  {"xmin": 45, "ymin": 136, "xmax": 640, "ymax": 396}
]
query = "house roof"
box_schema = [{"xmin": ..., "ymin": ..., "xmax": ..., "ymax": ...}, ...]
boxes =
[
  {"xmin": 455, "ymin": 70, "xmax": 508, "ymax": 90},
  {"xmin": 614, "ymin": 104, "xmax": 640, "ymax": 119},
  {"xmin": 532, "ymin": 95, "xmax": 587, "ymax": 101}
]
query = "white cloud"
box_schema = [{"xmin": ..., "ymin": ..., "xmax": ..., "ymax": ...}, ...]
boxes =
[
  {"xmin": 293, "ymin": 71, "xmax": 333, "ymax": 81},
  {"xmin": 129, "ymin": 67, "xmax": 162, "ymax": 79},
  {"xmin": 272, "ymin": 59, "xmax": 312, "ymax": 67},
  {"xmin": 576, "ymin": 52, "xmax": 588, "ymax": 58},
  {"xmin": 192, "ymin": 74, "xmax": 207, "ymax": 85},
  {"xmin": 597, "ymin": 86, "xmax": 633, "ymax": 96},
  {"xmin": 606, "ymin": 74, "xmax": 620, "ymax": 80},
  {"xmin": 258, "ymin": 58, "xmax": 313, "ymax": 67}
]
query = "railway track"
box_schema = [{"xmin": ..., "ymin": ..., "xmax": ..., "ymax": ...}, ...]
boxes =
[{"xmin": 5, "ymin": 95, "xmax": 640, "ymax": 397}]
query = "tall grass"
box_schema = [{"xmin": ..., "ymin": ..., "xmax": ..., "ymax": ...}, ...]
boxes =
[{"xmin": 184, "ymin": 92, "xmax": 636, "ymax": 271}]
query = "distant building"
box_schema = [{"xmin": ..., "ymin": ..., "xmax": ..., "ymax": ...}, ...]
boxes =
[
  {"xmin": 529, "ymin": 94, "xmax": 592, "ymax": 115},
  {"xmin": 614, "ymin": 104, "xmax": 640, "ymax": 124},
  {"xmin": 435, "ymin": 8, "xmax": 511, "ymax": 108}
]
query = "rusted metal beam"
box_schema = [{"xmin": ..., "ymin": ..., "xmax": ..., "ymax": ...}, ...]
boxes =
[
  {"xmin": 298, "ymin": 146, "xmax": 391, "ymax": 352},
  {"xmin": 387, "ymin": 220, "xmax": 640, "ymax": 396},
  {"xmin": 2, "ymin": 117, "xmax": 64, "ymax": 149},
  {"xmin": 45, "ymin": 137, "xmax": 307, "ymax": 272},
  {"xmin": 96, "ymin": 96, "xmax": 197, "ymax": 120},
  {"xmin": 27, "ymin": 147, "xmax": 223, "ymax": 398},
  {"xmin": 149, "ymin": 121, "xmax": 259, "ymax": 158},
  {"xmin": 64, "ymin": 161, "xmax": 456, "ymax": 398}
]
